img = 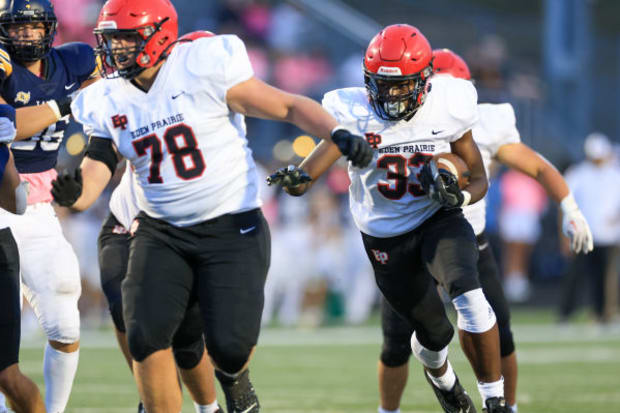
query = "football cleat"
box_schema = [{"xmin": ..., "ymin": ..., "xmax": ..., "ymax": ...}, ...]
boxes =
[
  {"xmin": 137, "ymin": 401, "xmax": 146, "ymax": 413},
  {"xmin": 425, "ymin": 371, "xmax": 477, "ymax": 413},
  {"xmin": 482, "ymin": 397, "xmax": 511, "ymax": 413},
  {"xmin": 216, "ymin": 369, "xmax": 259, "ymax": 413}
]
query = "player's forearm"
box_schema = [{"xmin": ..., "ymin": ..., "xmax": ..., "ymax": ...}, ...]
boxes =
[
  {"xmin": 536, "ymin": 160, "xmax": 570, "ymax": 204},
  {"xmin": 285, "ymin": 95, "xmax": 339, "ymax": 141},
  {"xmin": 464, "ymin": 173, "xmax": 488, "ymax": 204},
  {"xmin": 71, "ymin": 157, "xmax": 111, "ymax": 211},
  {"xmin": 15, "ymin": 104, "xmax": 59, "ymax": 140},
  {"xmin": 285, "ymin": 140, "xmax": 342, "ymax": 196}
]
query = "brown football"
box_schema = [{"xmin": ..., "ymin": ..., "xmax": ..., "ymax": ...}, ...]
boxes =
[{"xmin": 433, "ymin": 152, "xmax": 471, "ymax": 189}]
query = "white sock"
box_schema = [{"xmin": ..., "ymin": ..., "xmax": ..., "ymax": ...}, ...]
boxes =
[
  {"xmin": 0, "ymin": 391, "xmax": 6, "ymax": 411},
  {"xmin": 426, "ymin": 360, "xmax": 457, "ymax": 391},
  {"xmin": 194, "ymin": 400, "xmax": 220, "ymax": 413},
  {"xmin": 378, "ymin": 407, "xmax": 400, "ymax": 413},
  {"xmin": 510, "ymin": 403, "xmax": 518, "ymax": 413},
  {"xmin": 43, "ymin": 343, "xmax": 79, "ymax": 413},
  {"xmin": 477, "ymin": 377, "xmax": 504, "ymax": 406}
]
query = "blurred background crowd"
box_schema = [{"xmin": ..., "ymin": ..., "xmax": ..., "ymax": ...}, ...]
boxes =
[{"xmin": 25, "ymin": 0, "xmax": 620, "ymax": 335}]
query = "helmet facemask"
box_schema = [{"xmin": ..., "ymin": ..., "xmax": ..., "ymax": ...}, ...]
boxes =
[
  {"xmin": 94, "ymin": 18, "xmax": 170, "ymax": 80},
  {"xmin": 0, "ymin": 15, "xmax": 57, "ymax": 62},
  {"xmin": 364, "ymin": 66, "xmax": 432, "ymax": 121}
]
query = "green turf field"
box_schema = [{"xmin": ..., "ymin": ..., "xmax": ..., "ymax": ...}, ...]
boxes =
[{"xmin": 17, "ymin": 310, "xmax": 620, "ymax": 412}]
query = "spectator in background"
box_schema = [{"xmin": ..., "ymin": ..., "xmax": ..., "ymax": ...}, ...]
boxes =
[
  {"xmin": 499, "ymin": 170, "xmax": 548, "ymax": 302},
  {"xmin": 559, "ymin": 133, "xmax": 620, "ymax": 323}
]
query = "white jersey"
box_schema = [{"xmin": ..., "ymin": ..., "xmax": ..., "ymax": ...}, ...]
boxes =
[
  {"xmin": 72, "ymin": 35, "xmax": 261, "ymax": 227},
  {"xmin": 462, "ymin": 103, "xmax": 520, "ymax": 235},
  {"xmin": 322, "ymin": 75, "xmax": 478, "ymax": 237},
  {"xmin": 109, "ymin": 165, "xmax": 141, "ymax": 230}
]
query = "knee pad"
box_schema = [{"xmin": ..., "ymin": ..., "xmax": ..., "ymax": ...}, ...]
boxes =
[
  {"xmin": 206, "ymin": 337, "xmax": 252, "ymax": 374},
  {"xmin": 35, "ymin": 294, "xmax": 80, "ymax": 343},
  {"xmin": 498, "ymin": 322, "xmax": 515, "ymax": 357},
  {"xmin": 173, "ymin": 337, "xmax": 205, "ymax": 370},
  {"xmin": 452, "ymin": 288, "xmax": 496, "ymax": 333},
  {"xmin": 126, "ymin": 323, "xmax": 160, "ymax": 362},
  {"xmin": 411, "ymin": 331, "xmax": 448, "ymax": 369},
  {"xmin": 109, "ymin": 300, "xmax": 126, "ymax": 333},
  {"xmin": 380, "ymin": 335, "xmax": 412, "ymax": 367}
]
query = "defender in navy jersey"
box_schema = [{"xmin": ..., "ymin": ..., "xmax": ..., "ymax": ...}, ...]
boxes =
[
  {"xmin": 0, "ymin": 104, "xmax": 45, "ymax": 413},
  {"xmin": 0, "ymin": 1, "xmax": 97, "ymax": 412}
]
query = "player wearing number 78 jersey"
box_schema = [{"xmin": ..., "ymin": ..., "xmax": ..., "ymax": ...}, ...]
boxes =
[{"xmin": 50, "ymin": 0, "xmax": 373, "ymax": 412}]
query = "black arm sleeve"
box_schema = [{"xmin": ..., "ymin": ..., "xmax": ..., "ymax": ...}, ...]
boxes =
[{"xmin": 84, "ymin": 137, "xmax": 119, "ymax": 175}]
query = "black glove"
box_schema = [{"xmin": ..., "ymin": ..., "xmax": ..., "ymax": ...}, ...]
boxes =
[
  {"xmin": 266, "ymin": 165, "xmax": 312, "ymax": 188},
  {"xmin": 331, "ymin": 128, "xmax": 374, "ymax": 168},
  {"xmin": 419, "ymin": 159, "xmax": 464, "ymax": 208},
  {"xmin": 51, "ymin": 168, "xmax": 83, "ymax": 207},
  {"xmin": 56, "ymin": 96, "xmax": 73, "ymax": 117}
]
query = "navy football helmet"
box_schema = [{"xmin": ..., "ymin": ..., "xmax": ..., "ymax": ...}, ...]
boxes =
[{"xmin": 0, "ymin": 0, "xmax": 57, "ymax": 62}]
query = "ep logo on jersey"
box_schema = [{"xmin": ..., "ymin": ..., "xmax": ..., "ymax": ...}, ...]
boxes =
[
  {"xmin": 371, "ymin": 249, "xmax": 389, "ymax": 264},
  {"xmin": 112, "ymin": 114, "xmax": 128, "ymax": 130},
  {"xmin": 365, "ymin": 132, "xmax": 382, "ymax": 149}
]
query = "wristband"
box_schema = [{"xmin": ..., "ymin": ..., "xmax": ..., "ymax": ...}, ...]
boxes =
[
  {"xmin": 560, "ymin": 193, "xmax": 578, "ymax": 213},
  {"xmin": 461, "ymin": 190, "xmax": 472, "ymax": 207},
  {"xmin": 330, "ymin": 125, "xmax": 346, "ymax": 137},
  {"xmin": 46, "ymin": 100, "xmax": 62, "ymax": 120}
]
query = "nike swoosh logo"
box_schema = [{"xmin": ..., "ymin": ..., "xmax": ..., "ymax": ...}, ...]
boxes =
[
  {"xmin": 240, "ymin": 226, "xmax": 256, "ymax": 234},
  {"xmin": 478, "ymin": 242, "xmax": 489, "ymax": 251},
  {"xmin": 240, "ymin": 403, "xmax": 257, "ymax": 413},
  {"xmin": 65, "ymin": 83, "xmax": 76, "ymax": 90},
  {"xmin": 431, "ymin": 130, "xmax": 443, "ymax": 135},
  {"xmin": 172, "ymin": 91, "xmax": 185, "ymax": 99}
]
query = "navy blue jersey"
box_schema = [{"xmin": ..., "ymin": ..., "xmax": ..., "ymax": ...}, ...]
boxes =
[
  {"xmin": 0, "ymin": 144, "xmax": 9, "ymax": 178},
  {"xmin": 0, "ymin": 42, "xmax": 95, "ymax": 173}
]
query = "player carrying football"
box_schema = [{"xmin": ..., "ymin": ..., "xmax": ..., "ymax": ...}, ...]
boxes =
[
  {"xmin": 0, "ymin": 1, "xmax": 98, "ymax": 411},
  {"xmin": 269, "ymin": 24, "xmax": 510, "ymax": 413},
  {"xmin": 374, "ymin": 48, "xmax": 593, "ymax": 413},
  {"xmin": 50, "ymin": 0, "xmax": 373, "ymax": 412}
]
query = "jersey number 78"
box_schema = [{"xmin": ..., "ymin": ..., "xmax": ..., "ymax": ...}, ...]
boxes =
[{"xmin": 132, "ymin": 123, "xmax": 205, "ymax": 184}]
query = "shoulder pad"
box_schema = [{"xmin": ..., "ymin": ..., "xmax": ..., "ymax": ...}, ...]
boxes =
[
  {"xmin": 322, "ymin": 87, "xmax": 370, "ymax": 123},
  {"xmin": 444, "ymin": 77, "xmax": 478, "ymax": 122},
  {"xmin": 0, "ymin": 46, "xmax": 12, "ymax": 80},
  {"xmin": 476, "ymin": 103, "xmax": 520, "ymax": 149},
  {"xmin": 55, "ymin": 42, "xmax": 96, "ymax": 81}
]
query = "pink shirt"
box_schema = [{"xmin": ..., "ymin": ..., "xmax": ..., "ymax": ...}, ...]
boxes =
[
  {"xmin": 500, "ymin": 170, "xmax": 547, "ymax": 213},
  {"xmin": 19, "ymin": 169, "xmax": 57, "ymax": 205}
]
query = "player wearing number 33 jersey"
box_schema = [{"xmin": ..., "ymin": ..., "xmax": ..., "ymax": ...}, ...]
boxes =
[{"xmin": 272, "ymin": 24, "xmax": 511, "ymax": 412}]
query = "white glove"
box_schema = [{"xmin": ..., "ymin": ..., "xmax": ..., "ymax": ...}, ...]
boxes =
[
  {"xmin": 0, "ymin": 117, "xmax": 16, "ymax": 144},
  {"xmin": 561, "ymin": 193, "xmax": 593, "ymax": 254}
]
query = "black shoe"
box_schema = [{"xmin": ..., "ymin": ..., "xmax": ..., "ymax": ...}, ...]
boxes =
[
  {"xmin": 214, "ymin": 405, "xmax": 225, "ymax": 413},
  {"xmin": 424, "ymin": 371, "xmax": 477, "ymax": 413},
  {"xmin": 137, "ymin": 401, "xmax": 147, "ymax": 413},
  {"xmin": 215, "ymin": 369, "xmax": 259, "ymax": 413},
  {"xmin": 482, "ymin": 397, "xmax": 510, "ymax": 413}
]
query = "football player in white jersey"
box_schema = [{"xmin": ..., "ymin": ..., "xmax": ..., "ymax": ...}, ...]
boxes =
[
  {"xmin": 49, "ymin": 0, "xmax": 372, "ymax": 412},
  {"xmin": 269, "ymin": 24, "xmax": 510, "ymax": 413},
  {"xmin": 0, "ymin": 104, "xmax": 45, "ymax": 413},
  {"xmin": 371, "ymin": 49, "xmax": 593, "ymax": 413},
  {"xmin": 95, "ymin": 29, "xmax": 222, "ymax": 413}
]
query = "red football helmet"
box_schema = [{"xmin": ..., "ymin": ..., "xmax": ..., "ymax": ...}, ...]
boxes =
[
  {"xmin": 94, "ymin": 0, "xmax": 178, "ymax": 79},
  {"xmin": 364, "ymin": 24, "xmax": 433, "ymax": 121},
  {"xmin": 432, "ymin": 48, "xmax": 471, "ymax": 80},
  {"xmin": 179, "ymin": 30, "xmax": 215, "ymax": 42}
]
